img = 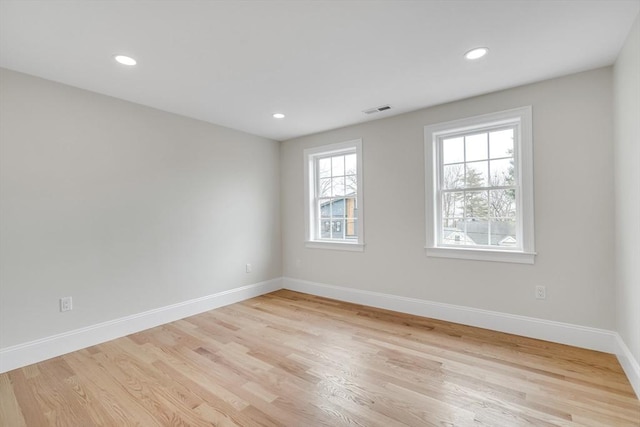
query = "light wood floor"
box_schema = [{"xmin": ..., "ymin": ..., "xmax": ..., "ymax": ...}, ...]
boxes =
[{"xmin": 1, "ymin": 290, "xmax": 638, "ymax": 426}]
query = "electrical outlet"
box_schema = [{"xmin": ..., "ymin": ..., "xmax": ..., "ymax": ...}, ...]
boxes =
[
  {"xmin": 60, "ymin": 296, "xmax": 73, "ymax": 312},
  {"xmin": 245, "ymin": 263, "xmax": 252, "ymax": 273},
  {"xmin": 535, "ymin": 286, "xmax": 546, "ymax": 300}
]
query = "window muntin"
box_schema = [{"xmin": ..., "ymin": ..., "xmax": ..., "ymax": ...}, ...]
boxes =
[
  {"xmin": 305, "ymin": 140, "xmax": 363, "ymax": 250},
  {"xmin": 425, "ymin": 106, "xmax": 535, "ymax": 263}
]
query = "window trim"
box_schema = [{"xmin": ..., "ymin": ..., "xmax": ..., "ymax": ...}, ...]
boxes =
[
  {"xmin": 424, "ymin": 106, "xmax": 535, "ymax": 264},
  {"xmin": 304, "ymin": 139, "xmax": 364, "ymax": 251}
]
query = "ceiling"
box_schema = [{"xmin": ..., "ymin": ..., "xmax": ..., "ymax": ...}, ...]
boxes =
[{"xmin": 1, "ymin": 1, "xmax": 638, "ymax": 141}]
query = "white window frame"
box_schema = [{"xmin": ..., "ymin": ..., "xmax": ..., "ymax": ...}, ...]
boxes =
[
  {"xmin": 304, "ymin": 139, "xmax": 364, "ymax": 251},
  {"xmin": 424, "ymin": 106, "xmax": 535, "ymax": 264}
]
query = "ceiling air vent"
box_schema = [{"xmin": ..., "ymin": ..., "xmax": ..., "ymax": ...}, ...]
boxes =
[{"xmin": 363, "ymin": 104, "xmax": 391, "ymax": 115}]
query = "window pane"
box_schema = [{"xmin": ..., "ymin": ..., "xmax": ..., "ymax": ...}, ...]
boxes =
[
  {"xmin": 442, "ymin": 218, "xmax": 463, "ymax": 229},
  {"xmin": 319, "ymin": 157, "xmax": 331, "ymax": 178},
  {"xmin": 345, "ymin": 218, "xmax": 357, "ymax": 237},
  {"xmin": 465, "ymin": 191, "xmax": 488, "ymax": 218},
  {"xmin": 331, "ymin": 220, "xmax": 344, "ymax": 239},
  {"xmin": 346, "ymin": 174, "xmax": 357, "ymax": 195},
  {"xmin": 319, "ymin": 178, "xmax": 331, "ymax": 197},
  {"xmin": 442, "ymin": 191, "xmax": 464, "ymax": 218},
  {"xmin": 320, "ymin": 219, "xmax": 331, "ymax": 238},
  {"xmin": 490, "ymin": 219, "xmax": 516, "ymax": 246},
  {"xmin": 490, "ymin": 129, "xmax": 514, "ymax": 159},
  {"xmin": 443, "ymin": 164, "xmax": 464, "ymax": 189},
  {"xmin": 489, "ymin": 159, "xmax": 514, "ymax": 186},
  {"xmin": 489, "ymin": 189, "xmax": 516, "ymax": 218},
  {"xmin": 466, "ymin": 161, "xmax": 488, "ymax": 188},
  {"xmin": 465, "ymin": 133, "xmax": 488, "ymax": 161},
  {"xmin": 319, "ymin": 200, "xmax": 331, "ymax": 218},
  {"xmin": 330, "ymin": 197, "xmax": 345, "ymax": 216},
  {"xmin": 443, "ymin": 229, "xmax": 474, "ymax": 245},
  {"xmin": 442, "ymin": 137, "xmax": 464, "ymax": 164},
  {"xmin": 465, "ymin": 220, "xmax": 488, "ymax": 245},
  {"xmin": 332, "ymin": 177, "xmax": 345, "ymax": 196},
  {"xmin": 345, "ymin": 154, "xmax": 357, "ymax": 175},
  {"xmin": 344, "ymin": 197, "xmax": 357, "ymax": 218},
  {"xmin": 332, "ymin": 156, "xmax": 344, "ymax": 176}
]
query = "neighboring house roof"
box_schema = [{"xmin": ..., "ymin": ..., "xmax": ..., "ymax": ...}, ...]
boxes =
[
  {"xmin": 444, "ymin": 223, "xmax": 517, "ymax": 247},
  {"xmin": 443, "ymin": 229, "xmax": 476, "ymax": 245},
  {"xmin": 498, "ymin": 236, "xmax": 517, "ymax": 246}
]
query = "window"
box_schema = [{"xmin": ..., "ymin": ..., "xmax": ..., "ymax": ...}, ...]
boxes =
[
  {"xmin": 425, "ymin": 106, "xmax": 535, "ymax": 263},
  {"xmin": 304, "ymin": 139, "xmax": 364, "ymax": 251}
]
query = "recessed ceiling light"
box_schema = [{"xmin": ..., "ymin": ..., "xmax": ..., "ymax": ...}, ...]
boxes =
[
  {"xmin": 273, "ymin": 113, "xmax": 285, "ymax": 119},
  {"xmin": 114, "ymin": 55, "xmax": 137, "ymax": 66},
  {"xmin": 464, "ymin": 47, "xmax": 489, "ymax": 60}
]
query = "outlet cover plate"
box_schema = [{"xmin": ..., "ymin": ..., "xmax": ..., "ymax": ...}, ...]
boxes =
[{"xmin": 60, "ymin": 297, "xmax": 73, "ymax": 312}]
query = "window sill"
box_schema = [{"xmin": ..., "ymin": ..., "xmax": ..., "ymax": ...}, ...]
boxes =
[
  {"xmin": 305, "ymin": 241, "xmax": 365, "ymax": 252},
  {"xmin": 425, "ymin": 246, "xmax": 536, "ymax": 264}
]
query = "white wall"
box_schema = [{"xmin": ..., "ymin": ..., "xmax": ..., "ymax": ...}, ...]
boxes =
[
  {"xmin": 0, "ymin": 57, "xmax": 629, "ymax": 375},
  {"xmin": 281, "ymin": 67, "xmax": 615, "ymax": 330},
  {"xmin": 0, "ymin": 68, "xmax": 281, "ymax": 349},
  {"xmin": 614, "ymin": 16, "xmax": 640, "ymax": 371}
]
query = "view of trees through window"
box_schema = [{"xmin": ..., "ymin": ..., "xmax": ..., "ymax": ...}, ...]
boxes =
[
  {"xmin": 440, "ymin": 127, "xmax": 517, "ymax": 247},
  {"xmin": 317, "ymin": 152, "xmax": 358, "ymax": 240}
]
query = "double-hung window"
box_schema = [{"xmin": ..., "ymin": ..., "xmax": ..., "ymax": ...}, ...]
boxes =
[
  {"xmin": 304, "ymin": 139, "xmax": 364, "ymax": 251},
  {"xmin": 425, "ymin": 106, "xmax": 535, "ymax": 264}
]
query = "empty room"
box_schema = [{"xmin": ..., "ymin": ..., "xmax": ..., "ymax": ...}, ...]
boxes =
[{"xmin": 1, "ymin": 0, "xmax": 639, "ymax": 425}]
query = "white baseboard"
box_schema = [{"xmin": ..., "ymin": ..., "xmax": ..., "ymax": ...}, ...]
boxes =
[
  {"xmin": 282, "ymin": 277, "xmax": 617, "ymax": 353},
  {"xmin": 3, "ymin": 275, "xmax": 638, "ymax": 399},
  {"xmin": 0, "ymin": 278, "xmax": 282, "ymax": 374},
  {"xmin": 615, "ymin": 333, "xmax": 640, "ymax": 398},
  {"xmin": 283, "ymin": 277, "xmax": 640, "ymax": 397}
]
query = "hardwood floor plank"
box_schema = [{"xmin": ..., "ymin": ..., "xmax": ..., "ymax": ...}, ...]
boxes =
[
  {"xmin": 0, "ymin": 373, "xmax": 27, "ymax": 427},
  {"xmin": 63, "ymin": 349, "xmax": 156, "ymax": 426},
  {"xmin": 26, "ymin": 358, "xmax": 95, "ymax": 426},
  {"xmin": 1, "ymin": 290, "xmax": 638, "ymax": 426}
]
